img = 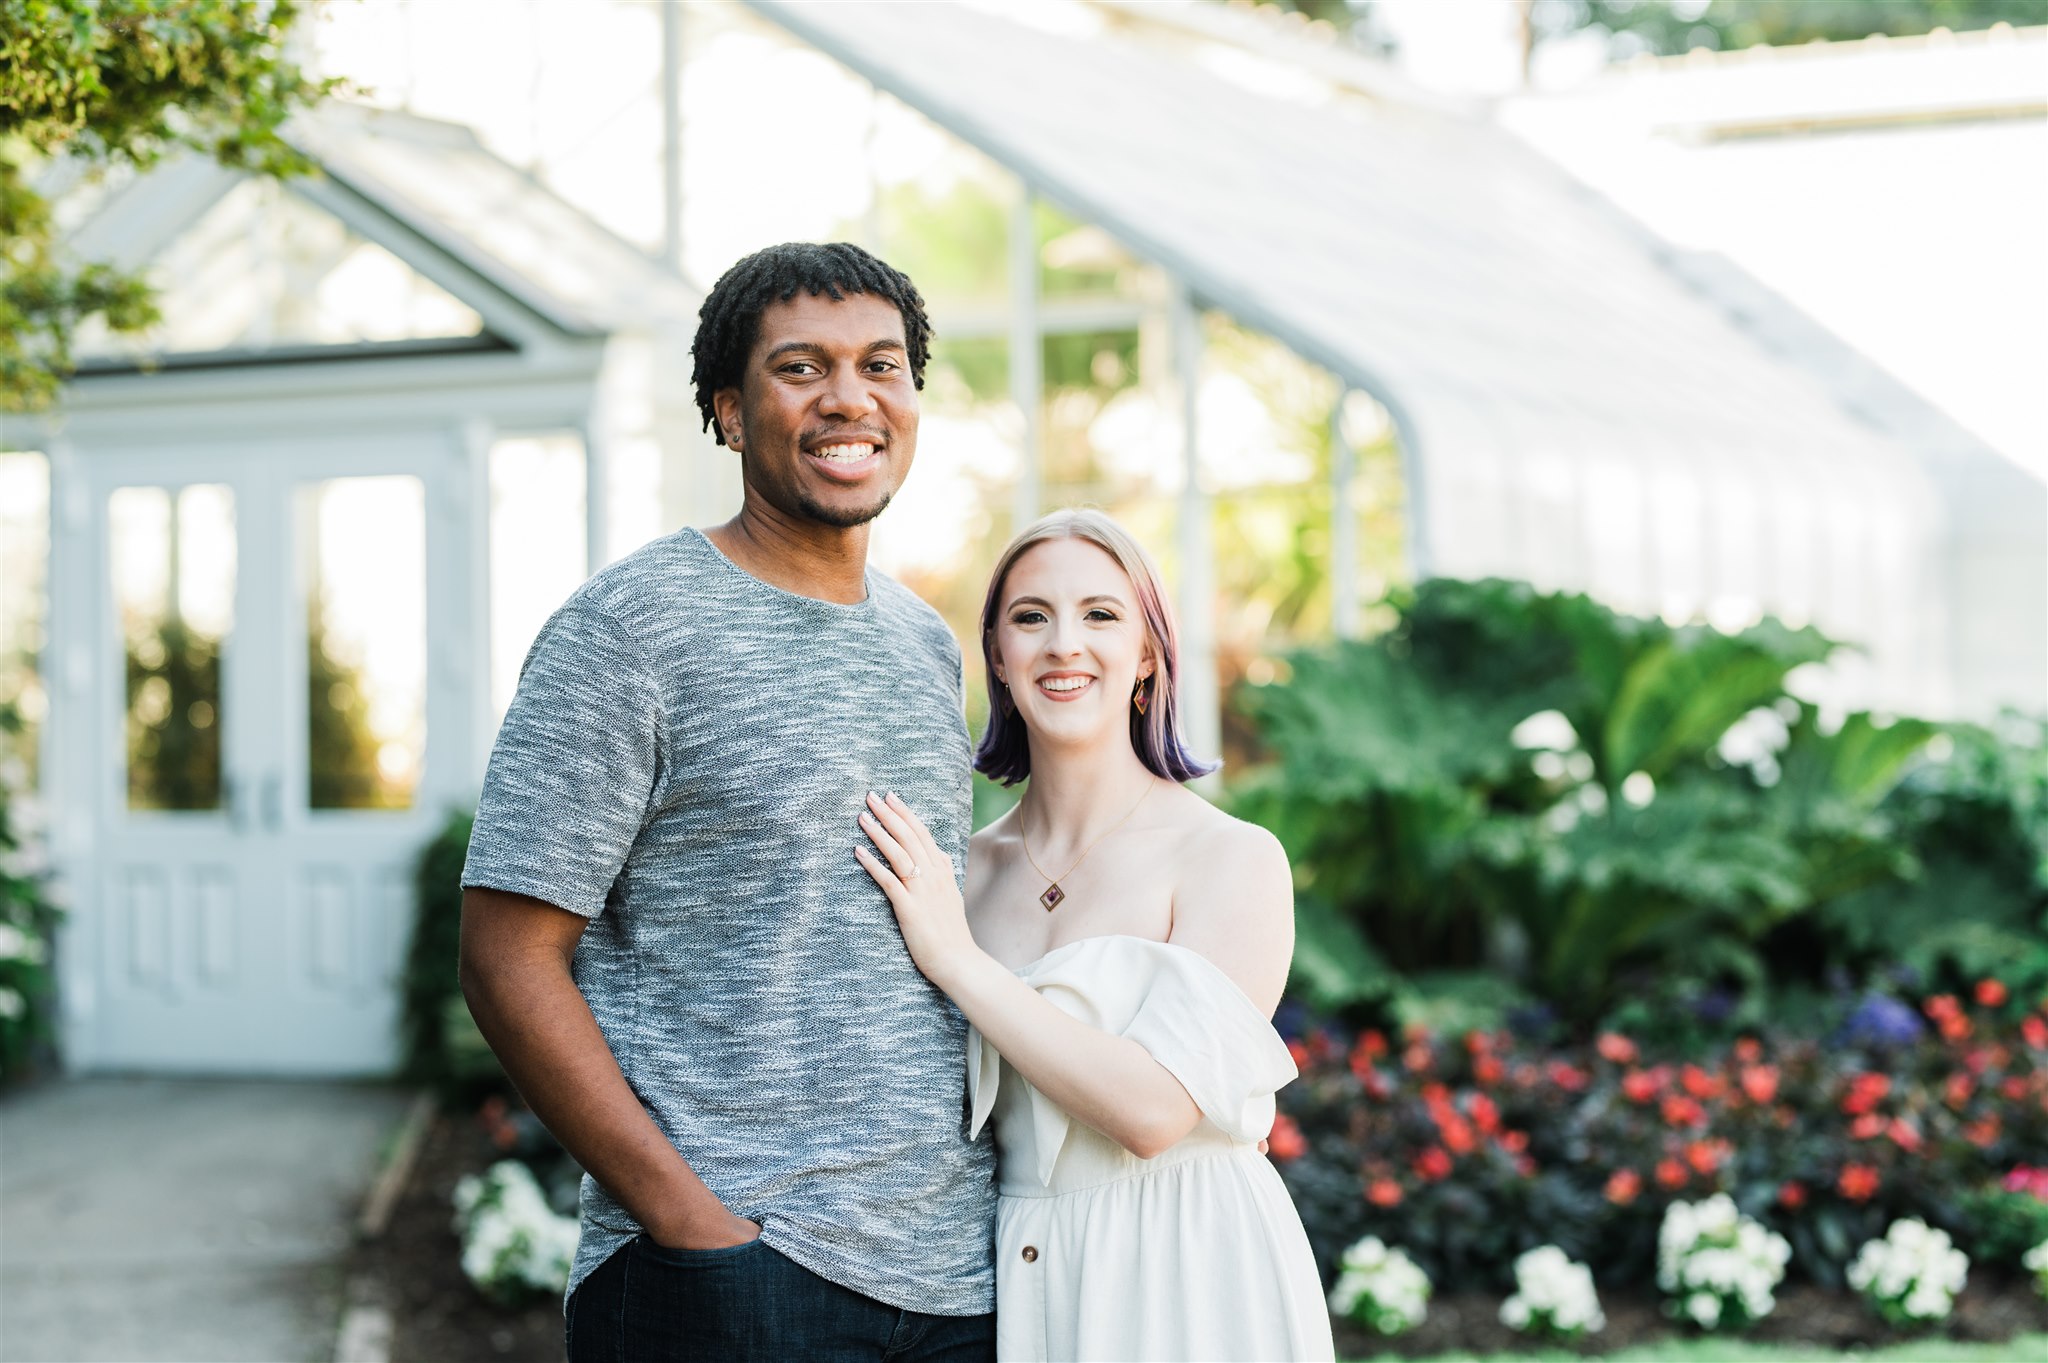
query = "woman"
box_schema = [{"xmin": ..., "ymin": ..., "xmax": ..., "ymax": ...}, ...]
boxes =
[{"xmin": 854, "ymin": 509, "xmax": 1334, "ymax": 1362}]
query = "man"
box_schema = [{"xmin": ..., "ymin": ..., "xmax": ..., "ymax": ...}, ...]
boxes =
[{"xmin": 459, "ymin": 242, "xmax": 995, "ymax": 1362}]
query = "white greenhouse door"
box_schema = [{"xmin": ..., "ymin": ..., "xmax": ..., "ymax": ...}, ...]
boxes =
[{"xmin": 79, "ymin": 435, "xmax": 470, "ymax": 1074}]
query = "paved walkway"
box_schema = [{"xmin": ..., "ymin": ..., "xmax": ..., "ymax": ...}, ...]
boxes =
[{"xmin": 1, "ymin": 1078, "xmax": 410, "ymax": 1363}]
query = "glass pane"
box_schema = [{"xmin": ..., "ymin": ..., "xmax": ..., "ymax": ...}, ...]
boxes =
[
  {"xmin": 76, "ymin": 179, "xmax": 484, "ymax": 361},
  {"xmin": 302, "ymin": 477, "xmax": 426, "ymax": 810},
  {"xmin": 489, "ymin": 434, "xmax": 587, "ymax": 722},
  {"xmin": 112, "ymin": 485, "xmax": 235, "ymax": 811},
  {"xmin": 0, "ymin": 452, "xmax": 49, "ymax": 789}
]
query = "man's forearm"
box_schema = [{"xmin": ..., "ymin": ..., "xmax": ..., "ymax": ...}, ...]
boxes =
[{"xmin": 458, "ymin": 893, "xmax": 750, "ymax": 1247}]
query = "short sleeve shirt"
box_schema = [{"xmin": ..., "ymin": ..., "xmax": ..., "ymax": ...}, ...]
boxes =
[{"xmin": 461, "ymin": 527, "xmax": 994, "ymax": 1313}]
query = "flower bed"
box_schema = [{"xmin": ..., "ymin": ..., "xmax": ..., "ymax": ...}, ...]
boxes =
[{"xmin": 1271, "ymin": 981, "xmax": 2048, "ymax": 1311}]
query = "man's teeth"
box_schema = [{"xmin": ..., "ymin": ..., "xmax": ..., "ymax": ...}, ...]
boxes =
[
  {"xmin": 811, "ymin": 443, "xmax": 876, "ymax": 462},
  {"xmin": 1042, "ymin": 677, "xmax": 1091, "ymax": 692}
]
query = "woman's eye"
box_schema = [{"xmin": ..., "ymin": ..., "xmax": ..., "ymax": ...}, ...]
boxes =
[
  {"xmin": 1086, "ymin": 609, "xmax": 1118, "ymax": 621},
  {"xmin": 1012, "ymin": 610, "xmax": 1047, "ymax": 626}
]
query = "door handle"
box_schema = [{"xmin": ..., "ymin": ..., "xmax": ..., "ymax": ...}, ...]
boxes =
[{"xmin": 224, "ymin": 772, "xmax": 250, "ymax": 832}]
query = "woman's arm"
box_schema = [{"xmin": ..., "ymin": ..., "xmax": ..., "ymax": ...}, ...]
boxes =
[{"xmin": 856, "ymin": 791, "xmax": 1293, "ymax": 1159}]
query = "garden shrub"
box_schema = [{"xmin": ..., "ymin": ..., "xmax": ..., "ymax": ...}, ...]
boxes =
[
  {"xmin": 1236, "ymin": 578, "xmax": 2045, "ymax": 1029},
  {"xmin": 0, "ymin": 703, "xmax": 60, "ymax": 1083},
  {"xmin": 1269, "ymin": 983, "xmax": 2048, "ymax": 1292},
  {"xmin": 1958, "ymin": 1174, "xmax": 2048, "ymax": 1268},
  {"xmin": 401, "ymin": 809, "xmax": 502, "ymax": 1095}
]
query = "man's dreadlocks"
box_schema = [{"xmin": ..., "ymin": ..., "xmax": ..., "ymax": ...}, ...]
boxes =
[{"xmin": 690, "ymin": 242, "xmax": 933, "ymax": 448}]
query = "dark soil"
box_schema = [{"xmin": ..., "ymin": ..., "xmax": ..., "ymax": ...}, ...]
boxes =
[
  {"xmin": 359, "ymin": 1110, "xmax": 564, "ymax": 1363},
  {"xmin": 367, "ymin": 1114, "xmax": 2048, "ymax": 1362}
]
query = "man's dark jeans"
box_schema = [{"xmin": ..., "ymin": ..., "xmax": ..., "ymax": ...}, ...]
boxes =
[{"xmin": 565, "ymin": 1236, "xmax": 996, "ymax": 1363}]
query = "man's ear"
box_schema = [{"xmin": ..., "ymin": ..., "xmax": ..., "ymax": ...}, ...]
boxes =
[{"xmin": 711, "ymin": 387, "xmax": 745, "ymax": 450}]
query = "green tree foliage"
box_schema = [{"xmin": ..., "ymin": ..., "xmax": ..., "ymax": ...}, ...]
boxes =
[
  {"xmin": 1230, "ymin": 579, "xmax": 1994, "ymax": 1026},
  {"xmin": 1530, "ymin": 0, "xmax": 2048, "ymax": 57},
  {"xmin": 0, "ymin": 0, "xmax": 334, "ymax": 409},
  {"xmin": 306, "ymin": 598, "xmax": 391, "ymax": 810},
  {"xmin": 123, "ymin": 619, "xmax": 221, "ymax": 810}
]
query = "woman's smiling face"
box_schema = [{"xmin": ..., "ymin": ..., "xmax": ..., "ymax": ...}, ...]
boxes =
[{"xmin": 991, "ymin": 537, "xmax": 1156, "ymax": 752}]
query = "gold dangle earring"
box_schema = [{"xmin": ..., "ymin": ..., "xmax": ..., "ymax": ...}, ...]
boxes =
[{"xmin": 1133, "ymin": 675, "xmax": 1151, "ymax": 716}]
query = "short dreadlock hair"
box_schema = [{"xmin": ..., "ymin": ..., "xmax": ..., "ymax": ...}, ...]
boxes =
[{"xmin": 691, "ymin": 242, "xmax": 933, "ymax": 448}]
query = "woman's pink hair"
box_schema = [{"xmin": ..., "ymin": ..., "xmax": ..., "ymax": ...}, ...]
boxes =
[{"xmin": 974, "ymin": 508, "xmax": 1219, "ymax": 786}]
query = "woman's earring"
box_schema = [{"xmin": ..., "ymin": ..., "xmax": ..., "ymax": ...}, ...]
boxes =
[
  {"xmin": 1000, "ymin": 681, "xmax": 1015, "ymax": 717},
  {"xmin": 1133, "ymin": 676, "xmax": 1151, "ymax": 716}
]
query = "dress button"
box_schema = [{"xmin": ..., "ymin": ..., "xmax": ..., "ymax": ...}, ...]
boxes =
[{"xmin": 1021, "ymin": 1246, "xmax": 1039, "ymax": 1263}]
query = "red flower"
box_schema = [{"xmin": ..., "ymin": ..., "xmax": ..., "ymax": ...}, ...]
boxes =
[
  {"xmin": 1660, "ymin": 1095, "xmax": 1707, "ymax": 1129},
  {"xmin": 1367, "ymin": 1177, "xmax": 1404, "ymax": 1207},
  {"xmin": 1886, "ymin": 1118, "xmax": 1923, "ymax": 1154},
  {"xmin": 1977, "ymin": 978, "xmax": 2009, "ymax": 1008},
  {"xmin": 1266, "ymin": 1114, "xmax": 1308, "ymax": 1161},
  {"xmin": 1655, "ymin": 1158, "xmax": 1688, "ymax": 1190},
  {"xmin": 1681, "ymin": 1064, "xmax": 1725, "ymax": 1101},
  {"xmin": 1362, "ymin": 1071, "xmax": 1393, "ymax": 1100},
  {"xmin": 1839, "ymin": 1163, "xmax": 1881, "ymax": 1202},
  {"xmin": 1439, "ymin": 1115, "xmax": 1478, "ymax": 1156},
  {"xmin": 1512, "ymin": 1062, "xmax": 1542, "ymax": 1089},
  {"xmin": 1939, "ymin": 1014, "xmax": 1973, "ymax": 1043},
  {"xmin": 1850, "ymin": 1113, "xmax": 1885, "ymax": 1141},
  {"xmin": 1414, "ymin": 1146, "xmax": 1453, "ymax": 1181},
  {"xmin": 1963, "ymin": 1116, "xmax": 2000, "ymax": 1149},
  {"xmin": 1498, "ymin": 1129, "xmax": 1530, "ymax": 1154},
  {"xmin": 1842, "ymin": 1073, "xmax": 1891, "ymax": 1116},
  {"xmin": 1469, "ymin": 1092, "xmax": 1501, "ymax": 1136},
  {"xmin": 1403, "ymin": 1044, "xmax": 1434, "ymax": 1074},
  {"xmin": 1309, "ymin": 1029, "xmax": 1337, "ymax": 1061},
  {"xmin": 1733, "ymin": 1037, "xmax": 1763, "ymax": 1064},
  {"xmin": 1605, "ymin": 1169, "xmax": 1642, "ymax": 1205},
  {"xmin": 1945, "ymin": 1073, "xmax": 1975, "ymax": 1109},
  {"xmin": 1597, "ymin": 1032, "xmax": 1639, "ymax": 1065},
  {"xmin": 1739, "ymin": 1064, "xmax": 1779, "ymax": 1106},
  {"xmin": 1622, "ymin": 1069, "xmax": 1662, "ymax": 1104},
  {"xmin": 1925, "ymin": 994, "xmax": 1962, "ymax": 1021},
  {"xmin": 1359, "ymin": 1029, "xmax": 1389, "ymax": 1059},
  {"xmin": 1685, "ymin": 1138, "xmax": 1731, "ymax": 1175},
  {"xmin": 1464, "ymin": 1029, "xmax": 1493, "ymax": 1055},
  {"xmin": 1777, "ymin": 1181, "xmax": 1808, "ymax": 1210},
  {"xmin": 1286, "ymin": 1038, "xmax": 1309, "ymax": 1070},
  {"xmin": 1545, "ymin": 1059, "xmax": 1591, "ymax": 1092},
  {"xmin": 1473, "ymin": 1054, "xmax": 1506, "ymax": 1086},
  {"xmin": 2003, "ymin": 1076, "xmax": 2031, "ymax": 1102},
  {"xmin": 2023, "ymin": 1015, "xmax": 2048, "ymax": 1050}
]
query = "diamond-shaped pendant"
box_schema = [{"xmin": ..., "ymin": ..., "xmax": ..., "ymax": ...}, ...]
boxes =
[{"xmin": 1040, "ymin": 883, "xmax": 1065, "ymax": 912}]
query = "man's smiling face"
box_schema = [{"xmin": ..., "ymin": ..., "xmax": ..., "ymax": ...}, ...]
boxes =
[{"xmin": 714, "ymin": 290, "xmax": 919, "ymax": 530}]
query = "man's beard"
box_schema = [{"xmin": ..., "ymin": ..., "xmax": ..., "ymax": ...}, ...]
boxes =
[{"xmin": 793, "ymin": 485, "xmax": 892, "ymax": 528}]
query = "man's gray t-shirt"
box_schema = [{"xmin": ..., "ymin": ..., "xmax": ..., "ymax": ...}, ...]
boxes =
[{"xmin": 461, "ymin": 526, "xmax": 995, "ymax": 1313}]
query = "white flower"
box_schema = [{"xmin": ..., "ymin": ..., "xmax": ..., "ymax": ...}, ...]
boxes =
[
  {"xmin": 1687, "ymin": 1292, "xmax": 1723, "ymax": 1329},
  {"xmin": 1329, "ymin": 1236, "xmax": 1429, "ymax": 1334},
  {"xmin": 0, "ymin": 988, "xmax": 23, "ymax": 1020},
  {"xmin": 0, "ymin": 924, "xmax": 46, "ymax": 963},
  {"xmin": 1500, "ymin": 1297, "xmax": 1532, "ymax": 1330}
]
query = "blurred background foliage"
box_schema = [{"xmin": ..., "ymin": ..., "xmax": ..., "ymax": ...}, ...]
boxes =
[{"xmin": 1232, "ymin": 578, "xmax": 2048, "ymax": 1036}]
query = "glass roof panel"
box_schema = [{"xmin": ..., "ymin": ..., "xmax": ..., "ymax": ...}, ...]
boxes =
[{"xmin": 77, "ymin": 179, "xmax": 485, "ymax": 360}]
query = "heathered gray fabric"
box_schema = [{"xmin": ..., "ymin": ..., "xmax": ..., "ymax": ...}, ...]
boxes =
[{"xmin": 461, "ymin": 526, "xmax": 994, "ymax": 1314}]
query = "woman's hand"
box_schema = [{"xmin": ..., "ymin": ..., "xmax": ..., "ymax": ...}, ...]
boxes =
[{"xmin": 855, "ymin": 791, "xmax": 982, "ymax": 989}]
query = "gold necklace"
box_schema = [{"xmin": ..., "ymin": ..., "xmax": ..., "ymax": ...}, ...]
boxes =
[{"xmin": 1019, "ymin": 782, "xmax": 1155, "ymax": 912}]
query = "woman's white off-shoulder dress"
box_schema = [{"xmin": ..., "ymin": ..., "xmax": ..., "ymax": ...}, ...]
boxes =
[{"xmin": 968, "ymin": 935, "xmax": 1334, "ymax": 1362}]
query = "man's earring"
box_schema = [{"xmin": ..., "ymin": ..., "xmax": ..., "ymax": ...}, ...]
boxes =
[{"xmin": 1133, "ymin": 675, "xmax": 1151, "ymax": 716}]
